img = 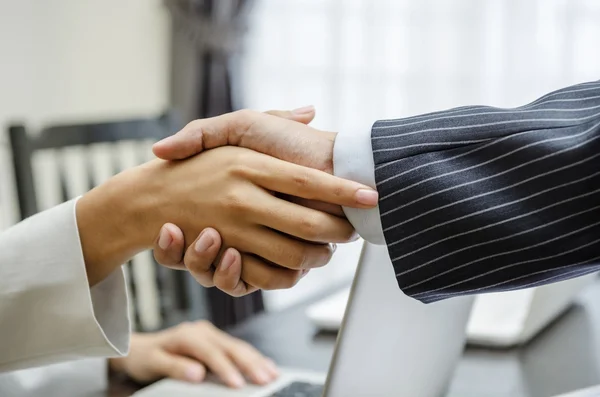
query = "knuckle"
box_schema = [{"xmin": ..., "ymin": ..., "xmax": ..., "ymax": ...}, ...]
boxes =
[
  {"xmin": 235, "ymin": 108, "xmax": 255, "ymax": 121},
  {"xmin": 160, "ymin": 255, "xmax": 179, "ymax": 267},
  {"xmin": 183, "ymin": 119, "xmax": 200, "ymax": 132},
  {"xmin": 184, "ymin": 252, "xmax": 204, "ymax": 271},
  {"xmin": 259, "ymin": 276, "xmax": 277, "ymax": 290},
  {"xmin": 223, "ymin": 109, "xmax": 260, "ymax": 145},
  {"xmin": 235, "ymin": 340, "xmax": 257, "ymax": 355},
  {"xmin": 228, "ymin": 288, "xmax": 246, "ymax": 298},
  {"xmin": 185, "ymin": 263, "xmax": 215, "ymax": 287},
  {"xmin": 302, "ymin": 244, "xmax": 331, "ymax": 269},
  {"xmin": 232, "ymin": 109, "xmax": 257, "ymax": 130},
  {"xmin": 259, "ymin": 271, "xmax": 283, "ymax": 290},
  {"xmin": 286, "ymin": 246, "xmax": 307, "ymax": 270},
  {"xmin": 235, "ymin": 339, "xmax": 253, "ymax": 351},
  {"xmin": 263, "ymin": 109, "xmax": 279, "ymax": 117},
  {"xmin": 291, "ymin": 172, "xmax": 311, "ymax": 190},
  {"xmin": 319, "ymin": 245, "xmax": 335, "ymax": 266},
  {"xmin": 287, "ymin": 271, "xmax": 303, "ymax": 288},
  {"xmin": 332, "ymin": 184, "xmax": 344, "ymax": 199},
  {"xmin": 222, "ymin": 188, "xmax": 249, "ymax": 212},
  {"xmin": 183, "ymin": 120, "xmax": 204, "ymax": 137},
  {"xmin": 194, "ymin": 240, "xmax": 219, "ymax": 259},
  {"xmin": 194, "ymin": 275, "xmax": 216, "ymax": 288},
  {"xmin": 215, "ymin": 277, "xmax": 238, "ymax": 295},
  {"xmin": 299, "ymin": 215, "xmax": 325, "ymax": 240},
  {"xmin": 177, "ymin": 321, "xmax": 194, "ymax": 333},
  {"xmin": 196, "ymin": 319, "xmax": 214, "ymax": 330},
  {"xmin": 228, "ymin": 161, "xmax": 255, "ymax": 179}
]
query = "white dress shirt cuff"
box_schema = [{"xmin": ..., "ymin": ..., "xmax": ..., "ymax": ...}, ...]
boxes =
[{"xmin": 333, "ymin": 122, "xmax": 386, "ymax": 245}]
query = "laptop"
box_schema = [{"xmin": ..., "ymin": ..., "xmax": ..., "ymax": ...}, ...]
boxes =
[
  {"xmin": 134, "ymin": 242, "xmax": 474, "ymax": 397},
  {"xmin": 307, "ymin": 271, "xmax": 596, "ymax": 348}
]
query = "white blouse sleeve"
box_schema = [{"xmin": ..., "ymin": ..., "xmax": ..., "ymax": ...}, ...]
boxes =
[{"xmin": 0, "ymin": 199, "xmax": 130, "ymax": 373}]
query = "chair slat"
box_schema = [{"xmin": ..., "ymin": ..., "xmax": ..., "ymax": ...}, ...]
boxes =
[{"xmin": 8, "ymin": 112, "xmax": 181, "ymax": 331}]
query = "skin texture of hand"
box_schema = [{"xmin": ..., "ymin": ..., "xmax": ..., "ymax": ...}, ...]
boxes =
[
  {"xmin": 152, "ymin": 225, "xmax": 310, "ymax": 297},
  {"xmin": 150, "ymin": 107, "xmax": 378, "ymax": 296},
  {"xmin": 76, "ymin": 146, "xmax": 375, "ymax": 287},
  {"xmin": 153, "ymin": 107, "xmax": 335, "ymax": 173},
  {"xmin": 108, "ymin": 321, "xmax": 278, "ymax": 388},
  {"xmin": 152, "ymin": 107, "xmax": 353, "ymax": 216}
]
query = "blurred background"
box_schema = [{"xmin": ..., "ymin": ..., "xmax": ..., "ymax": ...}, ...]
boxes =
[{"xmin": 0, "ymin": 0, "xmax": 599, "ymax": 334}]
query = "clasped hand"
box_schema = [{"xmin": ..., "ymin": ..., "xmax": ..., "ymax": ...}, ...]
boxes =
[{"xmin": 147, "ymin": 108, "xmax": 378, "ymax": 296}]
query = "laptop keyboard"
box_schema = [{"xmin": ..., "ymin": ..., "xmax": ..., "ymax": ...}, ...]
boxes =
[{"xmin": 269, "ymin": 381, "xmax": 324, "ymax": 397}]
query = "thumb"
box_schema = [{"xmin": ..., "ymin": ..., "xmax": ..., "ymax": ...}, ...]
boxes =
[
  {"xmin": 152, "ymin": 106, "xmax": 316, "ymax": 161},
  {"xmin": 152, "ymin": 350, "xmax": 207, "ymax": 383},
  {"xmin": 264, "ymin": 105, "xmax": 316, "ymax": 125}
]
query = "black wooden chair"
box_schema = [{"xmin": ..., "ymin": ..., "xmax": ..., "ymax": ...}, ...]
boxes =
[
  {"xmin": 7, "ymin": 111, "xmax": 263, "ymax": 331},
  {"xmin": 8, "ymin": 112, "xmax": 196, "ymax": 332}
]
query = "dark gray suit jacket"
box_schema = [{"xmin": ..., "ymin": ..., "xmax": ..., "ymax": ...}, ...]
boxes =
[{"xmin": 372, "ymin": 81, "xmax": 600, "ymax": 303}]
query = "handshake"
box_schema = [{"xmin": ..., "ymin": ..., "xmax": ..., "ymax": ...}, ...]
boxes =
[{"xmin": 77, "ymin": 107, "xmax": 378, "ymax": 297}]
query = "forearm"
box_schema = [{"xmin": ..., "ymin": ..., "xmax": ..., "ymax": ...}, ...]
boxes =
[
  {"xmin": 372, "ymin": 80, "xmax": 600, "ymax": 302},
  {"xmin": 0, "ymin": 159, "xmax": 180, "ymax": 371},
  {"xmin": 77, "ymin": 162, "xmax": 166, "ymax": 286}
]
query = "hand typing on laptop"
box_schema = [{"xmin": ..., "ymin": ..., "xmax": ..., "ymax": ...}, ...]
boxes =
[{"xmin": 109, "ymin": 320, "xmax": 278, "ymax": 389}]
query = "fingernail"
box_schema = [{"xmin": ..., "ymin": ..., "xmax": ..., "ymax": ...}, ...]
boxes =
[
  {"xmin": 220, "ymin": 251, "xmax": 235, "ymax": 272},
  {"xmin": 355, "ymin": 188, "xmax": 379, "ymax": 206},
  {"xmin": 195, "ymin": 230, "xmax": 214, "ymax": 253},
  {"xmin": 158, "ymin": 226, "xmax": 172, "ymax": 250},
  {"xmin": 350, "ymin": 231, "xmax": 360, "ymax": 242},
  {"xmin": 301, "ymin": 269, "xmax": 310, "ymax": 278},
  {"xmin": 292, "ymin": 105, "xmax": 315, "ymax": 115},
  {"xmin": 331, "ymin": 243, "xmax": 337, "ymax": 253},
  {"xmin": 185, "ymin": 365, "xmax": 204, "ymax": 383},
  {"xmin": 230, "ymin": 373, "xmax": 245, "ymax": 388}
]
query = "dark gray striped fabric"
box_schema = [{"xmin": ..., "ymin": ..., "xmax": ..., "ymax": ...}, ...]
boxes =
[{"xmin": 372, "ymin": 81, "xmax": 600, "ymax": 303}]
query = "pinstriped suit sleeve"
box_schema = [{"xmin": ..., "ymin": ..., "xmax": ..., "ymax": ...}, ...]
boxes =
[{"xmin": 368, "ymin": 81, "xmax": 600, "ymax": 303}]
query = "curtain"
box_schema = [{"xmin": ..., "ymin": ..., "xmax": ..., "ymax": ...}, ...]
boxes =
[
  {"xmin": 237, "ymin": 0, "xmax": 600, "ymax": 311},
  {"xmin": 165, "ymin": 0, "xmax": 264, "ymax": 330}
]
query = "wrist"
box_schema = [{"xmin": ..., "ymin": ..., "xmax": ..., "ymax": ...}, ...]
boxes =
[{"xmin": 76, "ymin": 163, "xmax": 162, "ymax": 285}]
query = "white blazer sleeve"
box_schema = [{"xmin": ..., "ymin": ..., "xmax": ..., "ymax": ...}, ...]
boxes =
[{"xmin": 0, "ymin": 199, "xmax": 130, "ymax": 373}]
